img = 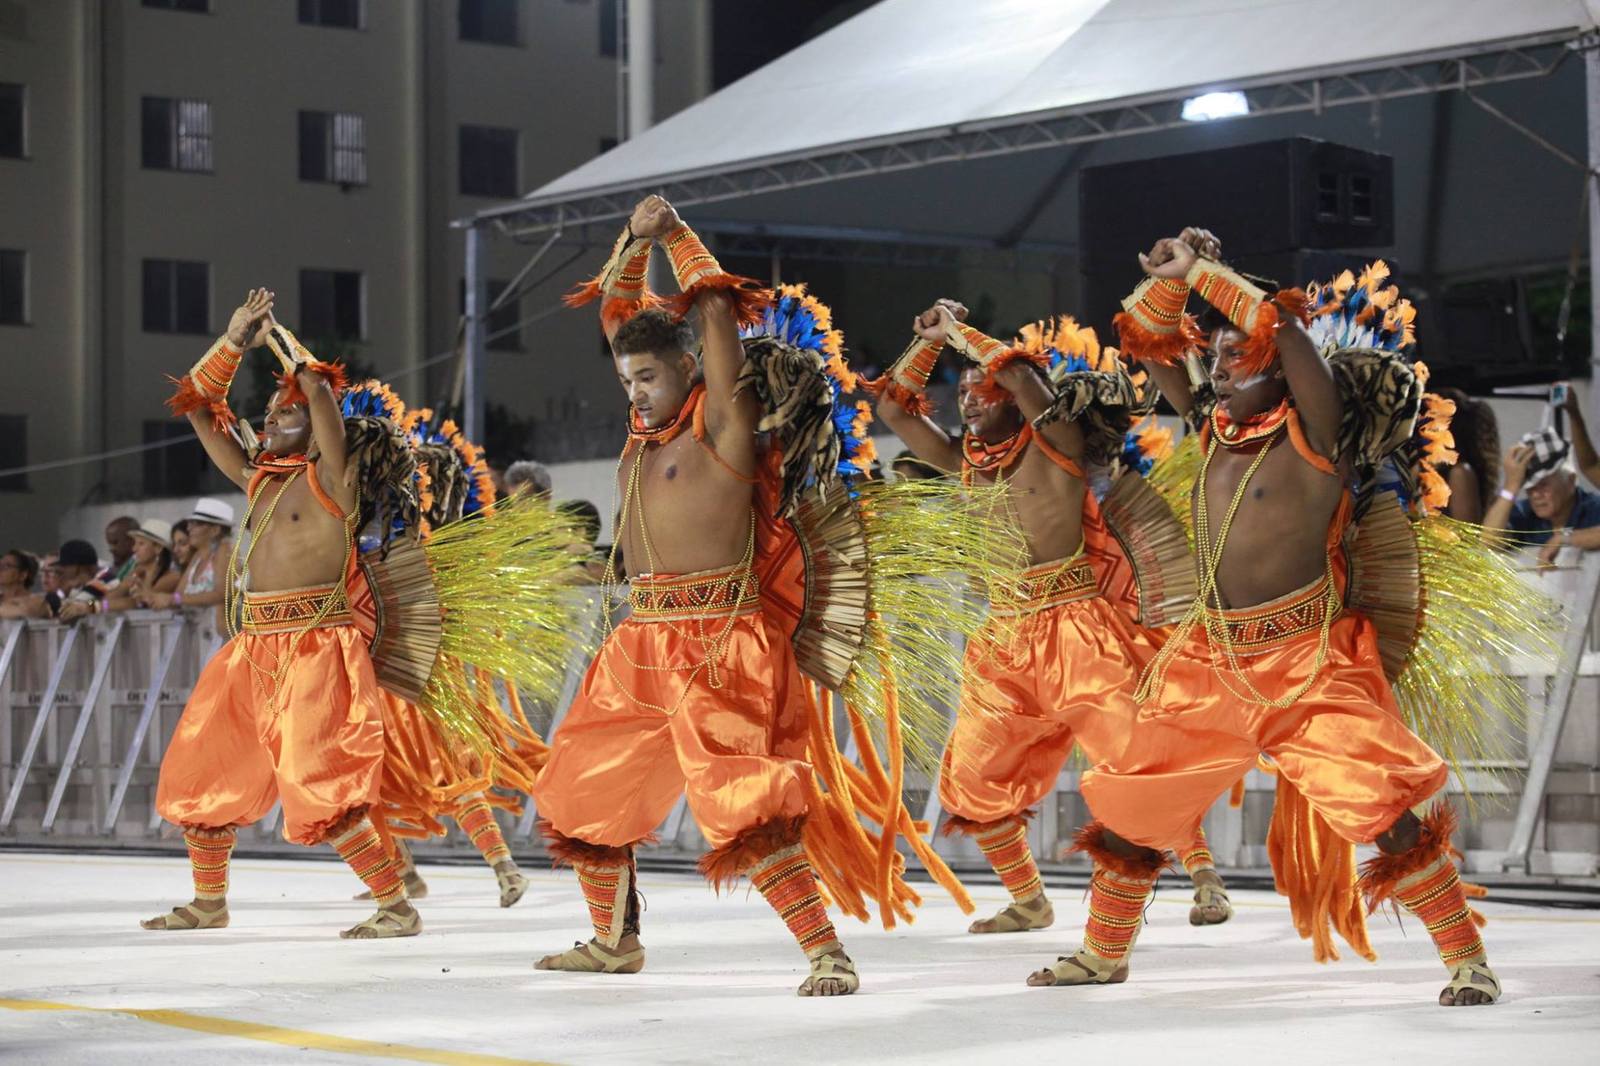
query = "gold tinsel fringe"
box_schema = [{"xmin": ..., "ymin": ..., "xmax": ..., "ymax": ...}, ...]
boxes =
[{"xmin": 1146, "ymin": 430, "xmax": 1201, "ymax": 542}]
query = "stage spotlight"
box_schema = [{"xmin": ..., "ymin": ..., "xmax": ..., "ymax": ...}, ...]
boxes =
[{"xmin": 1181, "ymin": 91, "xmax": 1250, "ymax": 122}]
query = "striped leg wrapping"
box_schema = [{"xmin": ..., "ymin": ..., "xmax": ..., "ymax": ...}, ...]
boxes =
[
  {"xmin": 750, "ymin": 845, "xmax": 841, "ymax": 958},
  {"xmin": 1395, "ymin": 854, "xmax": 1486, "ymax": 969},
  {"xmin": 977, "ymin": 820, "xmax": 1044, "ymax": 903},
  {"xmin": 1083, "ymin": 868, "xmax": 1157, "ymax": 961},
  {"xmin": 331, "ymin": 816, "xmax": 405, "ymax": 908},
  {"xmin": 185, "ymin": 827, "xmax": 236, "ymax": 900},
  {"xmin": 575, "ymin": 859, "xmax": 633, "ymax": 948},
  {"xmin": 457, "ymin": 798, "xmax": 511, "ymax": 866}
]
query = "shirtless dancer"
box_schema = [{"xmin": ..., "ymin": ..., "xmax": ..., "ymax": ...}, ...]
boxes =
[
  {"xmin": 143, "ymin": 289, "xmax": 417, "ymax": 938},
  {"xmin": 1030, "ymin": 229, "xmax": 1497, "ymax": 1006},
  {"xmin": 874, "ymin": 301, "xmax": 1229, "ymax": 936},
  {"xmin": 530, "ymin": 196, "xmax": 858, "ymax": 995}
]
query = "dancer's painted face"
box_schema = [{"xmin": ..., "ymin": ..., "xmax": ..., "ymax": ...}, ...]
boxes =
[
  {"xmin": 1207, "ymin": 327, "xmax": 1286, "ymax": 421},
  {"xmin": 958, "ymin": 366, "xmax": 1024, "ymax": 444},
  {"xmin": 615, "ymin": 350, "xmax": 697, "ymax": 429},
  {"xmin": 262, "ymin": 393, "xmax": 312, "ymax": 456}
]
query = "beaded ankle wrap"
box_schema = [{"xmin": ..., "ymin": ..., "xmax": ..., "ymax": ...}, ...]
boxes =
[
  {"xmin": 1071, "ymin": 823, "xmax": 1167, "ymax": 962},
  {"xmin": 331, "ymin": 815, "xmax": 405, "ymax": 908},
  {"xmin": 575, "ymin": 856, "xmax": 637, "ymax": 948},
  {"xmin": 1113, "ymin": 276, "xmax": 1202, "ymax": 368},
  {"xmin": 976, "ymin": 819, "xmax": 1044, "ymax": 904},
  {"xmin": 750, "ymin": 844, "xmax": 842, "ymax": 958},
  {"xmin": 1179, "ymin": 833, "xmax": 1216, "ymax": 876},
  {"xmin": 564, "ymin": 223, "xmax": 659, "ymax": 334},
  {"xmin": 165, "ymin": 337, "xmax": 245, "ymax": 433},
  {"xmin": 457, "ymin": 797, "xmax": 511, "ymax": 866},
  {"xmin": 1359, "ymin": 802, "xmax": 1487, "ymax": 972},
  {"xmin": 185, "ymin": 827, "xmax": 236, "ymax": 900}
]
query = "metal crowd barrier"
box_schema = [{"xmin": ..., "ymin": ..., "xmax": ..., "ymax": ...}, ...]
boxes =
[{"xmin": 4, "ymin": 557, "xmax": 1597, "ymax": 879}]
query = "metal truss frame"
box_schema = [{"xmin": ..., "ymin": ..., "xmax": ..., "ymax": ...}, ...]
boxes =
[{"xmin": 473, "ymin": 32, "xmax": 1594, "ymax": 240}]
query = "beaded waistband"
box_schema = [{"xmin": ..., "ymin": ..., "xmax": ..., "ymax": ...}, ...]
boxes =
[
  {"xmin": 628, "ymin": 565, "xmax": 761, "ymax": 623},
  {"xmin": 1204, "ymin": 573, "xmax": 1341, "ymax": 654},
  {"xmin": 241, "ymin": 583, "xmax": 351, "ymax": 634},
  {"xmin": 988, "ymin": 554, "xmax": 1099, "ymax": 617}
]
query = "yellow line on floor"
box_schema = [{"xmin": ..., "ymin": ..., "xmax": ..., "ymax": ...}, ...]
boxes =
[{"xmin": 0, "ymin": 998, "xmax": 559, "ymax": 1066}]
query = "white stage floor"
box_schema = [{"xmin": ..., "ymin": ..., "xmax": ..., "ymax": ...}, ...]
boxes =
[{"xmin": 1, "ymin": 850, "xmax": 1596, "ymax": 1065}]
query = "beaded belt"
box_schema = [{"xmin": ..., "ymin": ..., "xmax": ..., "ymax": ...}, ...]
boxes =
[
  {"xmin": 628, "ymin": 565, "xmax": 761, "ymax": 623},
  {"xmin": 988, "ymin": 555, "xmax": 1099, "ymax": 618},
  {"xmin": 241, "ymin": 583, "xmax": 351, "ymax": 634},
  {"xmin": 1204, "ymin": 574, "xmax": 1341, "ymax": 655}
]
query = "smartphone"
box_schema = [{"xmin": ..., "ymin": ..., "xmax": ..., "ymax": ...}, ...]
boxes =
[{"xmin": 1550, "ymin": 382, "xmax": 1570, "ymax": 407}]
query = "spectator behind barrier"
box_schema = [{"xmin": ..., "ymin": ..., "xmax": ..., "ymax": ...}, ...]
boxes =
[
  {"xmin": 0, "ymin": 549, "xmax": 43, "ymax": 619},
  {"xmin": 891, "ymin": 450, "xmax": 947, "ymax": 482},
  {"xmin": 170, "ymin": 520, "xmax": 194, "ymax": 570},
  {"xmin": 106, "ymin": 520, "xmax": 181, "ymax": 613},
  {"xmin": 505, "ymin": 460, "xmax": 553, "ymax": 500},
  {"xmin": 142, "ymin": 498, "xmax": 233, "ymax": 614},
  {"xmin": 555, "ymin": 499, "xmax": 607, "ymax": 583},
  {"xmin": 99, "ymin": 515, "xmax": 139, "ymax": 588},
  {"xmin": 49, "ymin": 539, "xmax": 105, "ymax": 622},
  {"xmin": 1433, "ymin": 387, "xmax": 1501, "ymax": 525},
  {"xmin": 1484, "ymin": 425, "xmax": 1600, "ymax": 567}
]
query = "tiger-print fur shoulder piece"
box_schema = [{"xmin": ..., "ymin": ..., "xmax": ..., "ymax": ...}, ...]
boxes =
[
  {"xmin": 1032, "ymin": 368, "xmax": 1151, "ymax": 466},
  {"xmin": 736, "ymin": 335, "xmax": 843, "ymax": 519}
]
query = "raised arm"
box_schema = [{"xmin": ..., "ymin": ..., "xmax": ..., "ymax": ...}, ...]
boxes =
[
  {"xmin": 263, "ymin": 314, "xmax": 355, "ymax": 511},
  {"xmin": 938, "ymin": 305, "xmax": 1086, "ymax": 464},
  {"xmin": 1564, "ymin": 390, "xmax": 1600, "ymax": 488},
  {"xmin": 171, "ymin": 289, "xmax": 275, "ymax": 491}
]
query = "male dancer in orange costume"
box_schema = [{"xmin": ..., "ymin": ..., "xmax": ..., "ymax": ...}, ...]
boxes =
[
  {"xmin": 530, "ymin": 196, "xmax": 858, "ymax": 995},
  {"xmin": 874, "ymin": 301, "xmax": 1230, "ymax": 934},
  {"xmin": 143, "ymin": 289, "xmax": 418, "ymax": 938},
  {"xmin": 1031, "ymin": 229, "xmax": 1497, "ymax": 1005}
]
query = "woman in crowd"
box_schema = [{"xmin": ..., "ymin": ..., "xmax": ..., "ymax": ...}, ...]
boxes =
[
  {"xmin": 1435, "ymin": 386, "xmax": 1501, "ymax": 524},
  {"xmin": 0, "ymin": 549, "xmax": 43, "ymax": 619},
  {"xmin": 140, "ymin": 499, "xmax": 232, "ymax": 616},
  {"xmin": 106, "ymin": 520, "xmax": 180, "ymax": 612}
]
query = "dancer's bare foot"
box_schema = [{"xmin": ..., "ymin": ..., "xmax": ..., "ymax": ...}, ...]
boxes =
[
  {"xmin": 797, "ymin": 948, "xmax": 858, "ymax": 997},
  {"xmin": 535, "ymin": 933, "xmax": 645, "ymax": 973},
  {"xmin": 1189, "ymin": 870, "xmax": 1232, "ymax": 925},
  {"xmin": 141, "ymin": 897, "xmax": 228, "ymax": 930},
  {"xmin": 1026, "ymin": 950, "xmax": 1127, "ymax": 987},
  {"xmin": 1439, "ymin": 962, "xmax": 1500, "ymax": 1006},
  {"xmin": 494, "ymin": 860, "xmax": 528, "ymax": 907},
  {"xmin": 340, "ymin": 900, "xmax": 421, "ymax": 939},
  {"xmin": 969, "ymin": 894, "xmax": 1053, "ymax": 934}
]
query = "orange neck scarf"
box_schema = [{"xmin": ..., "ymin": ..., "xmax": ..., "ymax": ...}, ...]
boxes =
[
  {"xmin": 628, "ymin": 384, "xmax": 705, "ymax": 448},
  {"xmin": 962, "ymin": 425, "xmax": 1033, "ymax": 479},
  {"xmin": 1210, "ymin": 399, "xmax": 1291, "ymax": 450}
]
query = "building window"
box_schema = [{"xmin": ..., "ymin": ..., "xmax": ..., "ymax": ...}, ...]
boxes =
[
  {"xmin": 458, "ymin": 124, "xmax": 518, "ymax": 198},
  {"xmin": 460, "ymin": 278, "xmax": 522, "ymax": 351},
  {"xmin": 598, "ymin": 0, "xmax": 618, "ymax": 57},
  {"xmin": 143, "ymin": 0, "xmax": 210, "ymax": 11},
  {"xmin": 0, "ymin": 414, "xmax": 26, "ymax": 493},
  {"xmin": 299, "ymin": 269, "xmax": 364, "ymax": 341},
  {"xmin": 299, "ymin": 111, "xmax": 367, "ymax": 186},
  {"xmin": 141, "ymin": 97, "xmax": 213, "ymax": 173},
  {"xmin": 298, "ymin": 0, "xmax": 362, "ymax": 29},
  {"xmin": 459, "ymin": 0, "xmax": 518, "ymax": 45},
  {"xmin": 143, "ymin": 420, "xmax": 210, "ymax": 498},
  {"xmin": 142, "ymin": 259, "xmax": 210, "ymax": 334},
  {"xmin": 0, "ymin": 83, "xmax": 24, "ymax": 158},
  {"xmin": 0, "ymin": 249, "xmax": 25, "ymax": 325}
]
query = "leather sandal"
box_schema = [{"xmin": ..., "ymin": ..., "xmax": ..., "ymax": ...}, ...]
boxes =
[
  {"xmin": 140, "ymin": 903, "xmax": 229, "ymax": 931},
  {"xmin": 535, "ymin": 938, "xmax": 646, "ymax": 974}
]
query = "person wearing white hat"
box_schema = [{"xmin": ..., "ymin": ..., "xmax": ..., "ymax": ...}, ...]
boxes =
[
  {"xmin": 141, "ymin": 498, "xmax": 234, "ymax": 613},
  {"xmin": 105, "ymin": 520, "xmax": 180, "ymax": 613}
]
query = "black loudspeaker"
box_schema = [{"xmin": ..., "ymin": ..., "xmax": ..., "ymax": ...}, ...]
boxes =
[{"xmin": 1078, "ymin": 137, "xmax": 1394, "ymax": 336}]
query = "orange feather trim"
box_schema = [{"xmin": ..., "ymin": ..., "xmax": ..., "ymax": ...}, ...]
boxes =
[
  {"xmin": 1357, "ymin": 800, "xmax": 1458, "ymax": 913},
  {"xmin": 661, "ymin": 272, "xmax": 773, "ymax": 328},
  {"xmin": 940, "ymin": 807, "xmax": 1038, "ymax": 838},
  {"xmin": 1069, "ymin": 822, "xmax": 1170, "ymax": 880},
  {"xmin": 537, "ymin": 818, "xmax": 651, "ymax": 868},
  {"xmin": 698, "ymin": 815, "xmax": 807, "ymax": 893},
  {"xmin": 273, "ymin": 360, "xmax": 349, "ymax": 407},
  {"xmin": 164, "ymin": 375, "xmax": 237, "ymax": 434},
  {"xmin": 1113, "ymin": 309, "xmax": 1204, "ymax": 368},
  {"xmin": 859, "ymin": 375, "xmax": 934, "ymax": 418},
  {"xmin": 969, "ymin": 347, "xmax": 1050, "ymax": 407},
  {"xmin": 1234, "ymin": 288, "xmax": 1311, "ymax": 378}
]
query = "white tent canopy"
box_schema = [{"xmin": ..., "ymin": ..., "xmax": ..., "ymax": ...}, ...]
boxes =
[{"xmin": 470, "ymin": 0, "xmax": 1599, "ymax": 235}]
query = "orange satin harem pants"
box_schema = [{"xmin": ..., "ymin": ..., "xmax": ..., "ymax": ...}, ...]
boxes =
[
  {"xmin": 940, "ymin": 555, "xmax": 1165, "ymax": 828},
  {"xmin": 1081, "ymin": 575, "xmax": 1447, "ymax": 851},
  {"xmin": 155, "ymin": 585, "xmax": 386, "ymax": 846},
  {"xmin": 530, "ymin": 566, "xmax": 811, "ymax": 852}
]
